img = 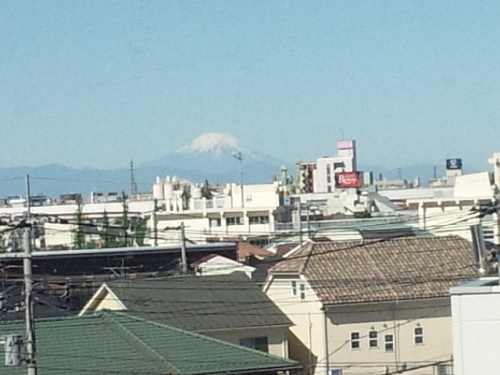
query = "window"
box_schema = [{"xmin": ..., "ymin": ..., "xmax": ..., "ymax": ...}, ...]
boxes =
[
  {"xmin": 414, "ymin": 326, "xmax": 424, "ymax": 345},
  {"xmin": 249, "ymin": 216, "xmax": 269, "ymax": 225},
  {"xmin": 299, "ymin": 283, "xmax": 306, "ymax": 300},
  {"xmin": 209, "ymin": 218, "xmax": 221, "ymax": 227},
  {"xmin": 239, "ymin": 337, "xmax": 268, "ymax": 352},
  {"xmin": 226, "ymin": 217, "xmax": 243, "ymax": 226},
  {"xmin": 350, "ymin": 332, "xmax": 360, "ymax": 349},
  {"xmin": 434, "ymin": 364, "xmax": 452, "ymax": 375},
  {"xmin": 384, "ymin": 334, "xmax": 394, "ymax": 352},
  {"xmin": 368, "ymin": 330, "xmax": 378, "ymax": 348},
  {"xmin": 292, "ymin": 281, "xmax": 306, "ymax": 299}
]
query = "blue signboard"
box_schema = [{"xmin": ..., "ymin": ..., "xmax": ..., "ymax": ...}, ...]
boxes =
[{"xmin": 446, "ymin": 158, "xmax": 462, "ymax": 170}]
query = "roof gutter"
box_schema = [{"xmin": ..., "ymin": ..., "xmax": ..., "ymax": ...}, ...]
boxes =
[
  {"xmin": 321, "ymin": 295, "xmax": 450, "ymax": 310},
  {"xmin": 198, "ymin": 323, "xmax": 293, "ymax": 333}
]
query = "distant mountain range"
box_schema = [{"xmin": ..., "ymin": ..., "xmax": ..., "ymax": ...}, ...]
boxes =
[
  {"xmin": 0, "ymin": 133, "xmax": 287, "ymax": 198},
  {"xmin": 0, "ymin": 133, "xmax": 479, "ymax": 198}
]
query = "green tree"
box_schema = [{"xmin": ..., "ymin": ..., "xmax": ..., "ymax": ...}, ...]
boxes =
[
  {"xmin": 120, "ymin": 193, "xmax": 129, "ymax": 247},
  {"xmin": 181, "ymin": 186, "xmax": 191, "ymax": 210},
  {"xmin": 101, "ymin": 210, "xmax": 111, "ymax": 248},
  {"xmin": 201, "ymin": 179, "xmax": 213, "ymax": 200},
  {"xmin": 134, "ymin": 217, "xmax": 149, "ymax": 246},
  {"xmin": 74, "ymin": 196, "xmax": 85, "ymax": 249}
]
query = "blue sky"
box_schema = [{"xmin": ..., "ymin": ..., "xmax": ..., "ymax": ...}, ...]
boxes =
[{"xmin": 1, "ymin": 1, "xmax": 499, "ymax": 171}]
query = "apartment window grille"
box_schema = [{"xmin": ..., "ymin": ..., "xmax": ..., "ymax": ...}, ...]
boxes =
[
  {"xmin": 414, "ymin": 326, "xmax": 424, "ymax": 345},
  {"xmin": 384, "ymin": 334, "xmax": 394, "ymax": 352},
  {"xmin": 350, "ymin": 332, "xmax": 361, "ymax": 349},
  {"xmin": 368, "ymin": 330, "xmax": 378, "ymax": 348}
]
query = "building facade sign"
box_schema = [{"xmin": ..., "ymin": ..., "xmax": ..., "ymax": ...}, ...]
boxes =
[{"xmin": 335, "ymin": 172, "xmax": 361, "ymax": 188}]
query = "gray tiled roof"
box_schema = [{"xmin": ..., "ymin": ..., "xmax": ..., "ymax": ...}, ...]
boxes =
[
  {"xmin": 107, "ymin": 273, "xmax": 292, "ymax": 331},
  {"xmin": 270, "ymin": 236, "xmax": 478, "ymax": 305}
]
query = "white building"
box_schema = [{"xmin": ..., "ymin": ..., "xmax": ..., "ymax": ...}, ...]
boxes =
[
  {"xmin": 298, "ymin": 139, "xmax": 358, "ymax": 194},
  {"xmin": 407, "ymin": 172, "xmax": 498, "ymax": 244},
  {"xmin": 148, "ymin": 180, "xmax": 288, "ymax": 245},
  {"xmin": 450, "ymin": 277, "xmax": 500, "ymax": 375}
]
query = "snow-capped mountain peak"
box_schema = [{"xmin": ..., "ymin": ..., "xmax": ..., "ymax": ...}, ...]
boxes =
[{"xmin": 177, "ymin": 132, "xmax": 243, "ymax": 155}]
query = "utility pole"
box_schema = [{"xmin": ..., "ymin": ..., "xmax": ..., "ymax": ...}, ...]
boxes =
[
  {"xmin": 152, "ymin": 211, "xmax": 158, "ymax": 247},
  {"xmin": 23, "ymin": 228, "xmax": 37, "ymax": 375},
  {"xmin": 24, "ymin": 175, "xmax": 37, "ymax": 375},
  {"xmin": 180, "ymin": 222, "xmax": 187, "ymax": 275},
  {"xmin": 233, "ymin": 152, "xmax": 244, "ymax": 208},
  {"xmin": 296, "ymin": 201, "xmax": 303, "ymax": 245}
]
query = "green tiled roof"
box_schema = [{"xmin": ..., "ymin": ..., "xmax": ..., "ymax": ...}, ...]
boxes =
[
  {"xmin": 104, "ymin": 273, "xmax": 292, "ymax": 331},
  {"xmin": 0, "ymin": 312, "xmax": 298, "ymax": 375}
]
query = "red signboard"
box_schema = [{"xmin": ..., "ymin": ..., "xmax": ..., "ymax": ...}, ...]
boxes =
[{"xmin": 335, "ymin": 172, "xmax": 361, "ymax": 188}]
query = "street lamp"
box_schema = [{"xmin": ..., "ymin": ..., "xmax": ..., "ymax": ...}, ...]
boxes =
[{"xmin": 232, "ymin": 151, "xmax": 244, "ymax": 208}]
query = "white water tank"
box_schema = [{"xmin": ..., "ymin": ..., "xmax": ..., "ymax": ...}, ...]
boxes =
[
  {"xmin": 153, "ymin": 182, "xmax": 164, "ymax": 200},
  {"xmin": 164, "ymin": 183, "xmax": 174, "ymax": 199}
]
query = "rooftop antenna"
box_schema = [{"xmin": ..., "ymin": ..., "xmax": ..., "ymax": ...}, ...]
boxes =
[{"xmin": 130, "ymin": 160, "xmax": 138, "ymax": 198}]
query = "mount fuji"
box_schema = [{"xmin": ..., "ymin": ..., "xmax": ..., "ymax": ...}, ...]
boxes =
[{"xmin": 141, "ymin": 132, "xmax": 287, "ymax": 184}]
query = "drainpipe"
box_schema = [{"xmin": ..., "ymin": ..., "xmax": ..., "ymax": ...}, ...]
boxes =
[{"xmin": 323, "ymin": 310, "xmax": 330, "ymax": 375}]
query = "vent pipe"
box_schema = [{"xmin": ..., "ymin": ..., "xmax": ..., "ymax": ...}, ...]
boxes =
[{"xmin": 471, "ymin": 224, "xmax": 486, "ymax": 275}]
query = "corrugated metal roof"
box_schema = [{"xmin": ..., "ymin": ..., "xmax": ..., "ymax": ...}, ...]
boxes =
[{"xmin": 0, "ymin": 311, "xmax": 298, "ymax": 375}]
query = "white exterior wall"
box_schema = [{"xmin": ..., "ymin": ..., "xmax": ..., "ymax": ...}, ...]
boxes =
[
  {"xmin": 225, "ymin": 182, "xmax": 281, "ymax": 209},
  {"xmin": 314, "ymin": 156, "xmax": 355, "ymax": 194},
  {"xmin": 150, "ymin": 208, "xmax": 278, "ymax": 244},
  {"xmin": 266, "ymin": 275, "xmax": 455, "ymax": 375},
  {"xmin": 44, "ymin": 222, "xmax": 76, "ymax": 248},
  {"xmin": 265, "ymin": 275, "xmax": 327, "ymax": 375},
  {"xmin": 0, "ymin": 201, "xmax": 155, "ymax": 220},
  {"xmin": 325, "ymin": 300, "xmax": 453, "ymax": 375},
  {"xmin": 451, "ymin": 279, "xmax": 500, "ymax": 375},
  {"xmin": 207, "ymin": 327, "xmax": 289, "ymax": 358}
]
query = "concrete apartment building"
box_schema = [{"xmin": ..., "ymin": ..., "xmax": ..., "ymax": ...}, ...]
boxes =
[
  {"xmin": 264, "ymin": 236, "xmax": 478, "ymax": 375},
  {"xmin": 147, "ymin": 179, "xmax": 290, "ymax": 245},
  {"xmin": 297, "ymin": 140, "xmax": 358, "ymax": 195}
]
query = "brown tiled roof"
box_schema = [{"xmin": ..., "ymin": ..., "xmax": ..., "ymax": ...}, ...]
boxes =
[
  {"xmin": 237, "ymin": 242, "xmax": 273, "ymax": 261},
  {"xmin": 275, "ymin": 243, "xmax": 299, "ymax": 257},
  {"xmin": 270, "ymin": 236, "xmax": 478, "ymax": 305}
]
